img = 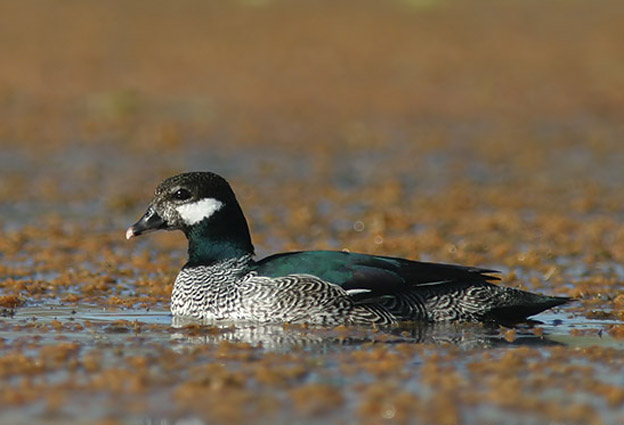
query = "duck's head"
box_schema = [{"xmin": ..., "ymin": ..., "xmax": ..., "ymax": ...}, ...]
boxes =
[{"xmin": 126, "ymin": 172, "xmax": 254, "ymax": 261}]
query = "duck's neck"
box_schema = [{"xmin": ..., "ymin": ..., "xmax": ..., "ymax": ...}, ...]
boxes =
[{"xmin": 184, "ymin": 207, "xmax": 254, "ymax": 267}]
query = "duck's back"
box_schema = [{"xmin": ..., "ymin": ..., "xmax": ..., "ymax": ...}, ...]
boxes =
[
  {"xmin": 169, "ymin": 250, "xmax": 568, "ymax": 324},
  {"xmin": 253, "ymin": 250, "xmax": 569, "ymax": 323}
]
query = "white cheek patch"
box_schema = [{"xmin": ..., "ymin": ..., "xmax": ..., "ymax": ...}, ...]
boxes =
[{"xmin": 176, "ymin": 198, "xmax": 224, "ymax": 226}]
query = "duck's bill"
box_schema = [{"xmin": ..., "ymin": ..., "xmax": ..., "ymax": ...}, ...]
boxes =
[{"xmin": 126, "ymin": 207, "xmax": 166, "ymax": 239}]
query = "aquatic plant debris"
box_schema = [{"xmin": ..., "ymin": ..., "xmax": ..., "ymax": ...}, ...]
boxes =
[{"xmin": 1, "ymin": 0, "xmax": 624, "ymax": 424}]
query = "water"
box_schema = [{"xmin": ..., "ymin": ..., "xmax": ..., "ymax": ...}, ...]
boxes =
[
  {"xmin": 2, "ymin": 1, "xmax": 624, "ymax": 422},
  {"xmin": 6, "ymin": 303, "xmax": 622, "ymax": 350},
  {"xmin": 2, "ymin": 304, "xmax": 623, "ymax": 425},
  {"xmin": 2, "ymin": 138, "xmax": 624, "ymax": 424}
]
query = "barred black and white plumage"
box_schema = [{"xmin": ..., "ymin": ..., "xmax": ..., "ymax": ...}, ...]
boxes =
[
  {"xmin": 127, "ymin": 172, "xmax": 571, "ymax": 326},
  {"xmin": 171, "ymin": 255, "xmax": 386, "ymax": 325}
]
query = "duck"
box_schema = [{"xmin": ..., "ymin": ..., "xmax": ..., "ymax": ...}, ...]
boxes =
[{"xmin": 126, "ymin": 171, "xmax": 570, "ymax": 326}]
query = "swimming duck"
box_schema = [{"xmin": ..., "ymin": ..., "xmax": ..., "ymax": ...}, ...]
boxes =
[{"xmin": 126, "ymin": 172, "xmax": 569, "ymax": 326}]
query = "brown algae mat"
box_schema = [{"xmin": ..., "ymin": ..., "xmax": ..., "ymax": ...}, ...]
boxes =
[{"xmin": 1, "ymin": 1, "xmax": 624, "ymax": 424}]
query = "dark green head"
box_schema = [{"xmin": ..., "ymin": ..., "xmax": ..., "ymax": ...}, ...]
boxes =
[{"xmin": 127, "ymin": 172, "xmax": 254, "ymax": 264}]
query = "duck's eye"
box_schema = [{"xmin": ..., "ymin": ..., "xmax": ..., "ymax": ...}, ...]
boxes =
[{"xmin": 173, "ymin": 188, "xmax": 192, "ymax": 201}]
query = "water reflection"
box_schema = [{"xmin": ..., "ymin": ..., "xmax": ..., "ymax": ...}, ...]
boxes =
[
  {"xmin": 169, "ymin": 316, "xmax": 564, "ymax": 351},
  {"xmin": 7, "ymin": 304, "xmax": 596, "ymax": 352}
]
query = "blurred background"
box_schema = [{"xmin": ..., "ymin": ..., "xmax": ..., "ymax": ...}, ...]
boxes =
[
  {"xmin": 2, "ymin": 2, "xmax": 624, "ymax": 424},
  {"xmin": 2, "ymin": 0, "xmax": 624, "ymax": 296}
]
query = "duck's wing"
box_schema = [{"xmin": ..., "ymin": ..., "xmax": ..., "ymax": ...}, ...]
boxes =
[{"xmin": 252, "ymin": 250, "xmax": 500, "ymax": 302}]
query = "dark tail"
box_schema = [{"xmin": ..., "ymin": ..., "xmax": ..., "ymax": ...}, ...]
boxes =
[{"xmin": 485, "ymin": 289, "xmax": 571, "ymax": 324}]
